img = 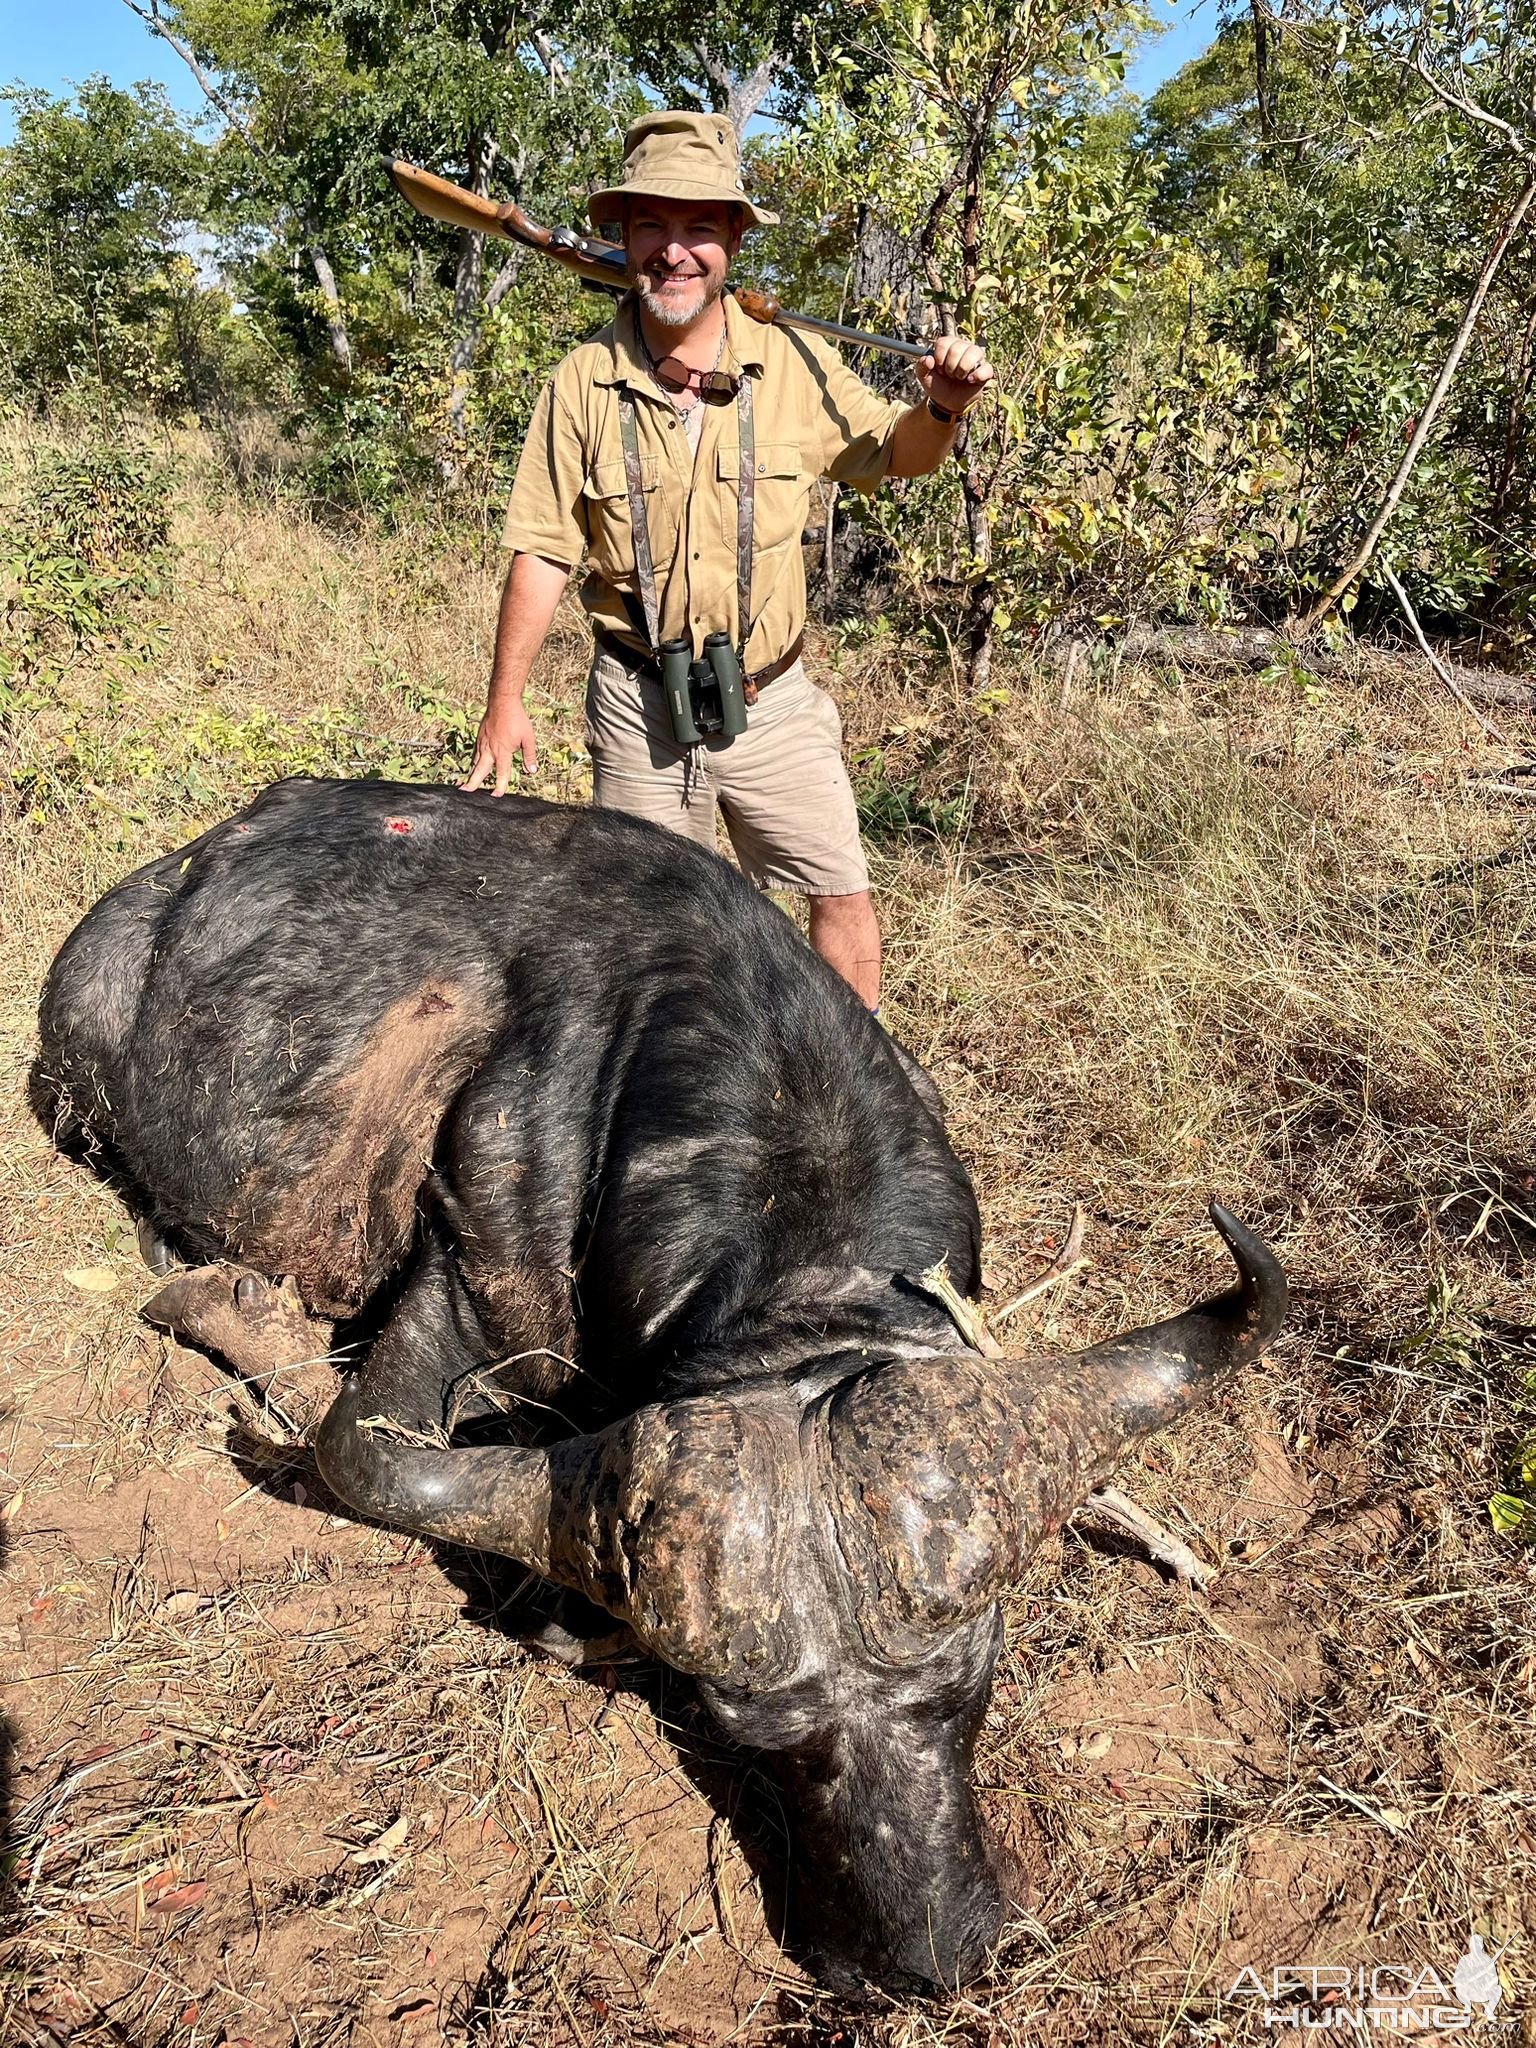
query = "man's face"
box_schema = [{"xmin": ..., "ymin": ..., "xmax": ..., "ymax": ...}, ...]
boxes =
[{"xmin": 625, "ymin": 199, "xmax": 742, "ymax": 329}]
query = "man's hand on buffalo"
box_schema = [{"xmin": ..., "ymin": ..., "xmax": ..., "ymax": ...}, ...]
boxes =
[
  {"xmin": 461, "ymin": 550, "xmax": 571, "ymax": 796},
  {"xmin": 915, "ymin": 333, "xmax": 995, "ymax": 421},
  {"xmin": 462, "ymin": 699, "xmax": 539, "ymax": 795}
]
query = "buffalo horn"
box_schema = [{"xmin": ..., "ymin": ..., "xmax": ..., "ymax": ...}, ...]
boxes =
[
  {"xmin": 315, "ymin": 1374, "xmax": 559, "ymax": 1569},
  {"xmin": 314, "ymin": 1379, "xmax": 808, "ymax": 1680},
  {"xmin": 824, "ymin": 1204, "xmax": 1287, "ymax": 1646}
]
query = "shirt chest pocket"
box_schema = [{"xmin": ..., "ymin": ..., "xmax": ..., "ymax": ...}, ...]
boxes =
[
  {"xmin": 582, "ymin": 456, "xmax": 658, "ymax": 581},
  {"xmin": 716, "ymin": 442, "xmax": 808, "ymax": 555}
]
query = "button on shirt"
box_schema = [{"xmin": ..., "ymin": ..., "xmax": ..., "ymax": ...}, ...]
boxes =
[{"xmin": 500, "ymin": 293, "xmax": 910, "ymax": 670}]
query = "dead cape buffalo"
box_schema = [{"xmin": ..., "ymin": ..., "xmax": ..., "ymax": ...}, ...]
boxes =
[{"xmin": 33, "ymin": 775, "xmax": 1286, "ymax": 1994}]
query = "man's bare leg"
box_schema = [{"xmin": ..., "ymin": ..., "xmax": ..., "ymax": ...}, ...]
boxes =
[{"xmin": 808, "ymin": 890, "xmax": 881, "ymax": 1008}]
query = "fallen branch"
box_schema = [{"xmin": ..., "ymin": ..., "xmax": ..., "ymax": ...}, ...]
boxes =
[
  {"xmin": 1380, "ymin": 562, "xmax": 1520, "ymax": 752},
  {"xmin": 1047, "ymin": 624, "xmax": 1536, "ymax": 708},
  {"xmin": 1118, "ymin": 624, "xmax": 1308, "ymax": 669},
  {"xmin": 1444, "ymin": 669, "xmax": 1536, "ymax": 710},
  {"xmin": 1043, "ymin": 624, "xmax": 1330, "ymax": 677},
  {"xmin": 1074, "ymin": 1484, "xmax": 1211, "ymax": 1591},
  {"xmin": 1472, "ymin": 780, "xmax": 1536, "ymax": 804},
  {"xmin": 994, "ymin": 1206, "xmax": 1088, "ymax": 1327}
]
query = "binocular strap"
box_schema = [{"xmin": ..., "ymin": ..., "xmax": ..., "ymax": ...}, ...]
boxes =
[
  {"xmin": 735, "ymin": 375, "xmax": 755, "ymax": 688},
  {"xmin": 618, "ymin": 373, "xmax": 756, "ymax": 680},
  {"xmin": 618, "ymin": 396, "xmax": 664, "ymax": 655}
]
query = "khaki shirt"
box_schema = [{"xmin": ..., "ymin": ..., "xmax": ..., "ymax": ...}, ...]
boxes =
[{"xmin": 501, "ymin": 292, "xmax": 910, "ymax": 670}]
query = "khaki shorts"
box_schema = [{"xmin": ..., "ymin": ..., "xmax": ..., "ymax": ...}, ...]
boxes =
[{"xmin": 584, "ymin": 647, "xmax": 871, "ymax": 897}]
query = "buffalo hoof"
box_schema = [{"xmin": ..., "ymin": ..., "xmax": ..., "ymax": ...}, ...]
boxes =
[
  {"xmin": 136, "ymin": 1214, "xmax": 179, "ymax": 1277},
  {"xmin": 523, "ymin": 1590, "xmax": 637, "ymax": 1668},
  {"xmin": 524, "ymin": 1618, "xmax": 636, "ymax": 1667},
  {"xmin": 143, "ymin": 1262, "xmax": 333, "ymax": 1397}
]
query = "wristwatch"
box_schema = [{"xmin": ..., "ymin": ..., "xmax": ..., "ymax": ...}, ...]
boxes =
[{"xmin": 926, "ymin": 396, "xmax": 962, "ymax": 424}]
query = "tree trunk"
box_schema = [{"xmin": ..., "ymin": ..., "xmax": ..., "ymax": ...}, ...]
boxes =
[
  {"xmin": 1252, "ymin": 0, "xmax": 1274, "ymax": 144},
  {"xmin": 1296, "ymin": 169, "xmax": 1536, "ymax": 634},
  {"xmin": 727, "ymin": 55, "xmax": 779, "ymax": 129},
  {"xmin": 689, "ymin": 46, "xmax": 781, "ymax": 128},
  {"xmin": 438, "ymin": 253, "xmax": 524, "ymax": 485},
  {"xmin": 306, "ymin": 237, "xmax": 352, "ymax": 374},
  {"xmin": 1251, "ymin": 0, "xmax": 1285, "ymax": 367},
  {"xmin": 442, "ymin": 236, "xmax": 487, "ymax": 474},
  {"xmin": 440, "ymin": 142, "xmax": 499, "ymax": 482},
  {"xmin": 956, "ymin": 129, "xmax": 993, "ymax": 694},
  {"xmin": 851, "ymin": 204, "xmax": 924, "ymax": 396},
  {"xmin": 914, "ymin": 117, "xmax": 997, "ymax": 690},
  {"xmin": 1491, "ymin": 293, "xmax": 1536, "ymax": 529}
]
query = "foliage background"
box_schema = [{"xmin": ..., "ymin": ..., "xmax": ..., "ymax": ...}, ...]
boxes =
[
  {"xmin": 4, "ymin": 6, "xmax": 1536, "ymax": 2039},
  {"xmin": 4, "ymin": 0, "xmax": 1536, "ymax": 665}
]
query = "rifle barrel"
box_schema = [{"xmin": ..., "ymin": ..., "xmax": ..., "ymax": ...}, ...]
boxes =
[{"xmin": 769, "ymin": 307, "xmax": 930, "ymax": 362}]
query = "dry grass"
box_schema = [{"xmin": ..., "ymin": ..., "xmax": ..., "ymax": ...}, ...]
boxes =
[{"xmin": 2, "ymin": 424, "xmax": 1534, "ymax": 2045}]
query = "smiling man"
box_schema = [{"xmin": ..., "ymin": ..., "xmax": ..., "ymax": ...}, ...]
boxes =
[{"xmin": 462, "ymin": 111, "xmax": 993, "ymax": 1005}]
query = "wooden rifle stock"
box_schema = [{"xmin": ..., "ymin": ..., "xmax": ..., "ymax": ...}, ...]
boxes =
[{"xmin": 383, "ymin": 158, "xmax": 631, "ymax": 290}]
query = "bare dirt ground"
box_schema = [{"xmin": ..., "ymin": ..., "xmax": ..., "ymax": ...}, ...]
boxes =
[{"xmin": 3, "ymin": 436, "xmax": 1535, "ymax": 2044}]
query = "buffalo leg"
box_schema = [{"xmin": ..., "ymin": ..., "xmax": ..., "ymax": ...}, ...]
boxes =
[
  {"xmin": 334, "ymin": 1227, "xmax": 498, "ymax": 1437},
  {"xmin": 137, "ymin": 1214, "xmax": 178, "ymax": 1277},
  {"xmin": 317, "ymin": 1230, "xmax": 638, "ymax": 1664},
  {"xmin": 315, "ymin": 1226, "xmax": 529, "ymax": 1529}
]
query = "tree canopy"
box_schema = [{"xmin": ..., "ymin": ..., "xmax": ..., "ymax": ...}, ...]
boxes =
[{"xmin": 5, "ymin": 0, "xmax": 1534, "ymax": 664}]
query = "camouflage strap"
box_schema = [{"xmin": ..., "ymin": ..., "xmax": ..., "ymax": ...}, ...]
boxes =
[
  {"xmin": 618, "ymin": 373, "xmax": 756, "ymax": 674},
  {"xmin": 618, "ymin": 393, "xmax": 663, "ymax": 654},
  {"xmin": 736, "ymin": 373, "xmax": 757, "ymax": 699}
]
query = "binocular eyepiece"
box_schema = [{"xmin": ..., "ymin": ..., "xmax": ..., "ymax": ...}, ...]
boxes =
[{"xmin": 660, "ymin": 633, "xmax": 748, "ymax": 746}]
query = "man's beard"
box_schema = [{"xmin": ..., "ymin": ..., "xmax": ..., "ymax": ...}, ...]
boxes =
[{"xmin": 637, "ymin": 268, "xmax": 726, "ymax": 329}]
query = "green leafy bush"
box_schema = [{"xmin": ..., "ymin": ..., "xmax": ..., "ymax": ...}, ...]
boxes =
[{"xmin": 1, "ymin": 447, "xmax": 174, "ymax": 713}]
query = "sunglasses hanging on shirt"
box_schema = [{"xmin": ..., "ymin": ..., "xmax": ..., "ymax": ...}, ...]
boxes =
[{"xmin": 650, "ymin": 357, "xmax": 740, "ymax": 405}]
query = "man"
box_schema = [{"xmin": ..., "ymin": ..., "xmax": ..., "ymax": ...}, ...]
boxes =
[{"xmin": 462, "ymin": 110, "xmax": 993, "ymax": 1007}]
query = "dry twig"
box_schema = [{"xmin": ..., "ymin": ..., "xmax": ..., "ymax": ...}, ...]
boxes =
[{"xmin": 994, "ymin": 1206, "xmax": 1089, "ymax": 1326}]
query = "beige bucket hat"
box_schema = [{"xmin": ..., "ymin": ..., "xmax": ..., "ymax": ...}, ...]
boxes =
[{"xmin": 589, "ymin": 110, "xmax": 779, "ymax": 233}]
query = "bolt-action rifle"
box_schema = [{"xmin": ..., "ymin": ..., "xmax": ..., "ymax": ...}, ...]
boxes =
[{"xmin": 382, "ymin": 156, "xmax": 930, "ymax": 364}]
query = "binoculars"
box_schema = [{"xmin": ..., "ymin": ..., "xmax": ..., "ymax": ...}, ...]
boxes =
[{"xmin": 660, "ymin": 632, "xmax": 748, "ymax": 746}]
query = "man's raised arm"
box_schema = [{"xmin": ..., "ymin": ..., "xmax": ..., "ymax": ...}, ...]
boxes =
[{"xmin": 461, "ymin": 552, "xmax": 573, "ymax": 796}]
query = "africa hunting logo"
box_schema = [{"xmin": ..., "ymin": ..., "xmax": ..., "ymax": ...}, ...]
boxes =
[{"xmin": 1225, "ymin": 1934, "xmax": 1505, "ymax": 2031}]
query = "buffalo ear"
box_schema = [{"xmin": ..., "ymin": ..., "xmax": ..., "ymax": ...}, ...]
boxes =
[{"xmin": 602, "ymin": 1395, "xmax": 814, "ymax": 1682}]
